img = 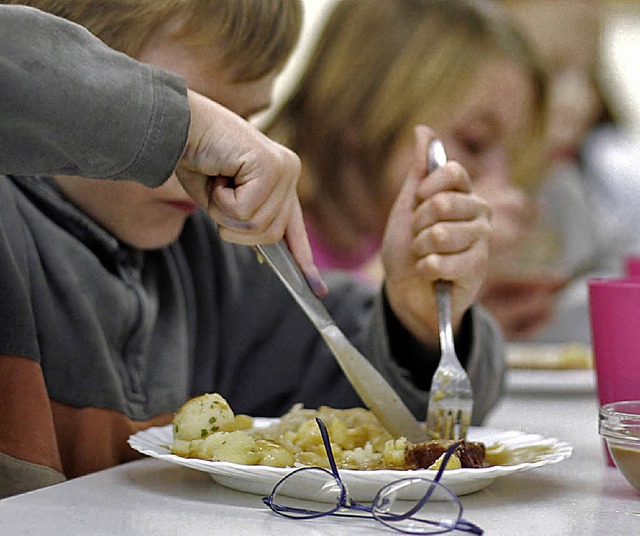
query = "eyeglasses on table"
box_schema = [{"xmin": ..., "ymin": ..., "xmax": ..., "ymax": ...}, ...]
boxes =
[{"xmin": 262, "ymin": 417, "xmax": 483, "ymax": 535}]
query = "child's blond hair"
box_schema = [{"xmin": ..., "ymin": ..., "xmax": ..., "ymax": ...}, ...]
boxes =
[{"xmin": 2, "ymin": 0, "xmax": 302, "ymax": 81}]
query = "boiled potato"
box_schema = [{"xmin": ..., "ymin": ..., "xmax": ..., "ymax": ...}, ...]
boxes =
[
  {"xmin": 255, "ymin": 439, "xmax": 295, "ymax": 467},
  {"xmin": 171, "ymin": 438, "xmax": 193, "ymax": 457},
  {"xmin": 173, "ymin": 393, "xmax": 235, "ymax": 441},
  {"xmin": 191, "ymin": 430, "xmax": 260, "ymax": 464}
]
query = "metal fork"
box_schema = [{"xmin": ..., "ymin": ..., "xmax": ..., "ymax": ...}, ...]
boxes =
[
  {"xmin": 425, "ymin": 140, "xmax": 473, "ymax": 440},
  {"xmin": 426, "ymin": 281, "xmax": 473, "ymax": 440}
]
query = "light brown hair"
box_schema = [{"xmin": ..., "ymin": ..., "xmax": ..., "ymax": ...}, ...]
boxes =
[
  {"xmin": 1, "ymin": 0, "xmax": 302, "ymax": 81},
  {"xmin": 267, "ymin": 0, "xmax": 547, "ymax": 201}
]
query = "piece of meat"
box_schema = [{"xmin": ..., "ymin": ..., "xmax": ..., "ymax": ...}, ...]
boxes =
[{"xmin": 405, "ymin": 440, "xmax": 486, "ymax": 469}]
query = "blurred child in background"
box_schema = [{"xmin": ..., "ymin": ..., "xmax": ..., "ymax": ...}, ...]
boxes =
[
  {"xmin": 267, "ymin": 0, "xmax": 548, "ymax": 329},
  {"xmin": 495, "ymin": 0, "xmax": 635, "ymax": 344}
]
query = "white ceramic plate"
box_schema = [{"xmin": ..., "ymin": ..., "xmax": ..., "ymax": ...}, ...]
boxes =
[{"xmin": 129, "ymin": 419, "xmax": 572, "ymax": 500}]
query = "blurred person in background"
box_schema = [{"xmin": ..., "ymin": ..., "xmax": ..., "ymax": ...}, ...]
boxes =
[
  {"xmin": 495, "ymin": 0, "xmax": 637, "ymax": 345},
  {"xmin": 266, "ymin": 0, "xmax": 549, "ymax": 331}
]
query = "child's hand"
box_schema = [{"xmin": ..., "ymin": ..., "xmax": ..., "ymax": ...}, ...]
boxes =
[
  {"xmin": 177, "ymin": 90, "xmax": 326, "ymax": 296},
  {"xmin": 382, "ymin": 125, "xmax": 492, "ymax": 345}
]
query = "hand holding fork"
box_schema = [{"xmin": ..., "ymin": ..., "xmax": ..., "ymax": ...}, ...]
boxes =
[{"xmin": 425, "ymin": 140, "xmax": 474, "ymax": 440}]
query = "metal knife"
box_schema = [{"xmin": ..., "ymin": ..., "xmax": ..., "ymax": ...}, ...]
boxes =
[{"xmin": 255, "ymin": 241, "xmax": 429, "ymax": 443}]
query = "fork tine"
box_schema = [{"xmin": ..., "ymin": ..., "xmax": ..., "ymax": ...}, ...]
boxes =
[
  {"xmin": 436, "ymin": 407, "xmax": 471, "ymax": 440},
  {"xmin": 427, "ymin": 402, "xmax": 472, "ymax": 440}
]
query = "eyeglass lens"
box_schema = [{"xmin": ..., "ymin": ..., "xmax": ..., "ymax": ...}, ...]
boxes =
[
  {"xmin": 269, "ymin": 467, "xmax": 345, "ymax": 518},
  {"xmin": 373, "ymin": 477, "xmax": 463, "ymax": 534}
]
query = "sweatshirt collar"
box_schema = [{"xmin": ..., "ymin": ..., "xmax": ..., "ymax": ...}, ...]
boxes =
[{"xmin": 11, "ymin": 175, "xmax": 144, "ymax": 270}]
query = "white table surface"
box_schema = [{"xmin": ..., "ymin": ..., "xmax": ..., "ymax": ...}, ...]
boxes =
[{"xmin": 2, "ymin": 370, "xmax": 639, "ymax": 535}]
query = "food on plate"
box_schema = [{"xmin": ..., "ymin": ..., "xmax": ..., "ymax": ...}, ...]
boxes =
[
  {"xmin": 170, "ymin": 394, "xmax": 487, "ymax": 470},
  {"xmin": 171, "ymin": 393, "xmax": 255, "ymax": 459},
  {"xmin": 172, "ymin": 393, "xmax": 234, "ymax": 441},
  {"xmin": 483, "ymin": 441, "xmax": 557, "ymax": 466},
  {"xmin": 405, "ymin": 440, "xmax": 485, "ymax": 470},
  {"xmin": 506, "ymin": 343, "xmax": 593, "ymax": 369}
]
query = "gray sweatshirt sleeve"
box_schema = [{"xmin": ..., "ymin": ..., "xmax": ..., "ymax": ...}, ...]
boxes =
[
  {"xmin": 363, "ymin": 294, "xmax": 505, "ymax": 425},
  {"xmin": 0, "ymin": 5, "xmax": 190, "ymax": 185}
]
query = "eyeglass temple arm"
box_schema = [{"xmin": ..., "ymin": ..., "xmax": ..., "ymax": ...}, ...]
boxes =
[
  {"xmin": 387, "ymin": 442, "xmax": 462, "ymax": 524},
  {"xmin": 315, "ymin": 417, "xmax": 460, "ymax": 484},
  {"xmin": 456, "ymin": 519, "xmax": 485, "ymax": 535},
  {"xmin": 434, "ymin": 443, "xmax": 460, "ymax": 482},
  {"xmin": 417, "ymin": 443, "xmax": 485, "ymax": 535},
  {"xmin": 315, "ymin": 418, "xmax": 342, "ymax": 478}
]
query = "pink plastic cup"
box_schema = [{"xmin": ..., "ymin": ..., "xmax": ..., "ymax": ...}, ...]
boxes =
[
  {"xmin": 625, "ymin": 256, "xmax": 640, "ymax": 277},
  {"xmin": 589, "ymin": 278, "xmax": 640, "ymax": 465}
]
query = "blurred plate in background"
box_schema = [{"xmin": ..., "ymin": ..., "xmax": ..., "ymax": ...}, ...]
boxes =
[{"xmin": 506, "ymin": 343, "xmax": 593, "ymax": 370}]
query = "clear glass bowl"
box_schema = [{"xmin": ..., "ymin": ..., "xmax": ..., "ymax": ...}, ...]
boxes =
[{"xmin": 599, "ymin": 401, "xmax": 640, "ymax": 492}]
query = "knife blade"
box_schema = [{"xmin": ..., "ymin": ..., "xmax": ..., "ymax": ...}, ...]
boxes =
[{"xmin": 255, "ymin": 241, "xmax": 428, "ymax": 443}]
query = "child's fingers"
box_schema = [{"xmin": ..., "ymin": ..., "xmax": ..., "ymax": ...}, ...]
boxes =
[
  {"xmin": 416, "ymin": 160, "xmax": 473, "ymax": 201},
  {"xmin": 411, "ymin": 191, "xmax": 489, "ymax": 232}
]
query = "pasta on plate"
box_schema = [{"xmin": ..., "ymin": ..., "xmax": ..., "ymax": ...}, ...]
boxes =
[{"xmin": 168, "ymin": 394, "xmax": 553, "ymax": 471}]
